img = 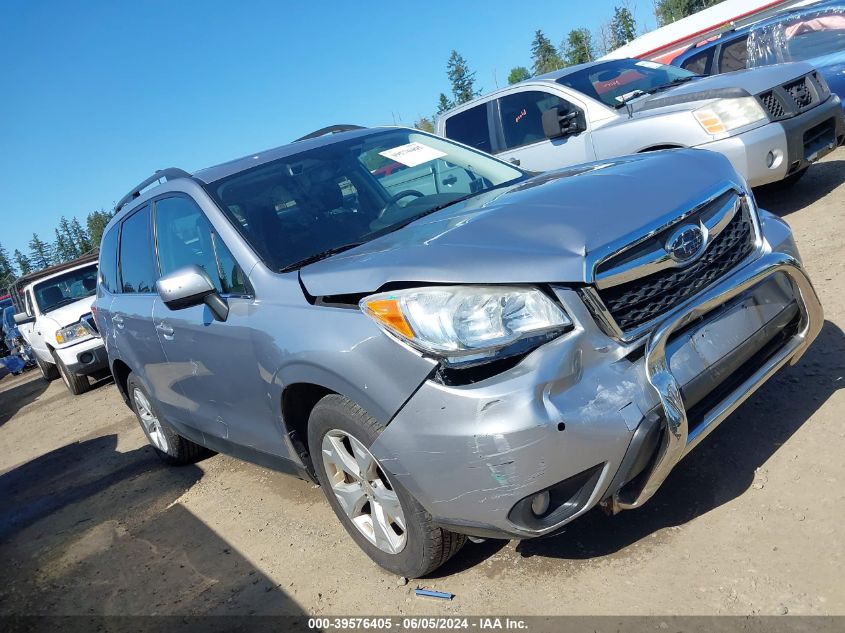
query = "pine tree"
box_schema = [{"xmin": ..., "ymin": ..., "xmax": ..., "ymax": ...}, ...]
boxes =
[
  {"xmin": 562, "ymin": 29, "xmax": 595, "ymax": 66},
  {"xmin": 86, "ymin": 210, "xmax": 112, "ymax": 250},
  {"xmin": 28, "ymin": 233, "xmax": 53, "ymax": 270},
  {"xmin": 507, "ymin": 66, "xmax": 531, "ymax": 85},
  {"xmin": 70, "ymin": 217, "xmax": 92, "ymax": 254},
  {"xmin": 446, "ymin": 50, "xmax": 480, "ymax": 106},
  {"xmin": 54, "ymin": 227, "xmax": 76, "ymax": 263},
  {"xmin": 436, "ymin": 93, "xmax": 453, "ymax": 115},
  {"xmin": 0, "ymin": 242, "xmax": 14, "ymax": 287},
  {"xmin": 530, "ymin": 30, "xmax": 564, "ymax": 76},
  {"xmin": 14, "ymin": 250, "xmax": 32, "ymax": 276},
  {"xmin": 610, "ymin": 5, "xmax": 637, "ymax": 49},
  {"xmin": 655, "ymin": 0, "xmax": 720, "ymax": 26}
]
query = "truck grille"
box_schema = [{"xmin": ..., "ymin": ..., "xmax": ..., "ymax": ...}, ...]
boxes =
[
  {"xmin": 757, "ymin": 72, "xmax": 825, "ymax": 121},
  {"xmin": 592, "ymin": 193, "xmax": 757, "ymax": 334}
]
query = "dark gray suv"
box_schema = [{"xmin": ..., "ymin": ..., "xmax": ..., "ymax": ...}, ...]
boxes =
[{"xmin": 95, "ymin": 126, "xmax": 821, "ymax": 577}]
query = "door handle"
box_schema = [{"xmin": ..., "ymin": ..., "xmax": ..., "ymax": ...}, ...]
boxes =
[
  {"xmin": 155, "ymin": 322, "xmax": 175, "ymax": 339},
  {"xmin": 112, "ymin": 315, "xmax": 125, "ymax": 328},
  {"xmin": 508, "ymin": 158, "xmax": 521, "ymax": 166}
]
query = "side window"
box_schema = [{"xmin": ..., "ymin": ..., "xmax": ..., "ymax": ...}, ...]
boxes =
[
  {"xmin": 498, "ymin": 91, "xmax": 570, "ymax": 150},
  {"xmin": 154, "ymin": 196, "xmax": 248, "ymax": 295},
  {"xmin": 443, "ymin": 105, "xmax": 492, "ymax": 153},
  {"xmin": 119, "ymin": 206, "xmax": 158, "ymax": 294},
  {"xmin": 98, "ymin": 225, "xmax": 120, "ymax": 293},
  {"xmin": 718, "ymin": 37, "xmax": 749, "ymax": 73},
  {"xmin": 681, "ymin": 49, "xmax": 713, "ymax": 74}
]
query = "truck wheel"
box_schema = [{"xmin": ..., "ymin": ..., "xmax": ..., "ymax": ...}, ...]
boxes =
[
  {"xmin": 54, "ymin": 355, "xmax": 91, "ymax": 395},
  {"xmin": 35, "ymin": 355, "xmax": 60, "ymax": 382},
  {"xmin": 127, "ymin": 373, "xmax": 209, "ymax": 465},
  {"xmin": 308, "ymin": 394, "xmax": 466, "ymax": 578}
]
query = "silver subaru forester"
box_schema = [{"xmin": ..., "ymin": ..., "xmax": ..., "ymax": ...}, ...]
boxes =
[{"xmin": 95, "ymin": 126, "xmax": 822, "ymax": 577}]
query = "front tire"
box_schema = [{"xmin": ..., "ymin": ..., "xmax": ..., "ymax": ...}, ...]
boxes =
[
  {"xmin": 308, "ymin": 394, "xmax": 466, "ymax": 578},
  {"xmin": 36, "ymin": 355, "xmax": 60, "ymax": 382},
  {"xmin": 127, "ymin": 373, "xmax": 208, "ymax": 465},
  {"xmin": 54, "ymin": 354, "xmax": 91, "ymax": 395}
]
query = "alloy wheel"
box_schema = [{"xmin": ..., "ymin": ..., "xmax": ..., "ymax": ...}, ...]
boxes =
[
  {"xmin": 133, "ymin": 388, "xmax": 170, "ymax": 453},
  {"xmin": 321, "ymin": 429, "xmax": 407, "ymax": 554}
]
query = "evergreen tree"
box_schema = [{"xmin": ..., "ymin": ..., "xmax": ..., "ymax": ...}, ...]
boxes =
[
  {"xmin": 54, "ymin": 227, "xmax": 76, "ymax": 263},
  {"xmin": 530, "ymin": 30, "xmax": 564, "ymax": 76},
  {"xmin": 562, "ymin": 28, "xmax": 595, "ymax": 66},
  {"xmin": 86, "ymin": 210, "xmax": 112, "ymax": 249},
  {"xmin": 610, "ymin": 5, "xmax": 637, "ymax": 49},
  {"xmin": 0, "ymin": 242, "xmax": 14, "ymax": 287},
  {"xmin": 414, "ymin": 116, "xmax": 435, "ymax": 133},
  {"xmin": 446, "ymin": 50, "xmax": 480, "ymax": 106},
  {"xmin": 28, "ymin": 233, "xmax": 53, "ymax": 270},
  {"xmin": 14, "ymin": 250, "xmax": 32, "ymax": 276},
  {"xmin": 70, "ymin": 217, "xmax": 93, "ymax": 253},
  {"xmin": 436, "ymin": 93, "xmax": 453, "ymax": 115},
  {"xmin": 507, "ymin": 66, "xmax": 531, "ymax": 85},
  {"xmin": 655, "ymin": 0, "xmax": 720, "ymax": 26}
]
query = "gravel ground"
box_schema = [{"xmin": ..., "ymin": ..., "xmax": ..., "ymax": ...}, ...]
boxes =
[{"xmin": 1, "ymin": 149, "xmax": 843, "ymax": 617}]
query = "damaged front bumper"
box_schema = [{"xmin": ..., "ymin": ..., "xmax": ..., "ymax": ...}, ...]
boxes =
[{"xmin": 370, "ymin": 219, "xmax": 822, "ymax": 540}]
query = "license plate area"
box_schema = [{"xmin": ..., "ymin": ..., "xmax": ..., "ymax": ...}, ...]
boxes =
[{"xmin": 804, "ymin": 118, "xmax": 836, "ymax": 162}]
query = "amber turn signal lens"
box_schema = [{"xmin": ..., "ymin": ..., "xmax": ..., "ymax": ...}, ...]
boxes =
[{"xmin": 363, "ymin": 299, "xmax": 415, "ymax": 339}]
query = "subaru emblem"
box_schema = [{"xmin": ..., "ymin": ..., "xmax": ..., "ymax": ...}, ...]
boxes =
[{"xmin": 666, "ymin": 224, "xmax": 706, "ymax": 263}]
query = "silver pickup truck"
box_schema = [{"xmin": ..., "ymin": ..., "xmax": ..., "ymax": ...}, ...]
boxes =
[{"xmin": 437, "ymin": 57, "xmax": 844, "ymax": 187}]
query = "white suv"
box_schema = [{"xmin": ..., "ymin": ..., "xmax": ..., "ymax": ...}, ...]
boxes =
[{"xmin": 12, "ymin": 257, "xmax": 108, "ymax": 394}]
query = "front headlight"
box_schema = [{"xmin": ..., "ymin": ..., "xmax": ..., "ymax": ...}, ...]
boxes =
[
  {"xmin": 694, "ymin": 97, "xmax": 767, "ymax": 134},
  {"xmin": 56, "ymin": 322, "xmax": 90, "ymax": 344},
  {"xmin": 360, "ymin": 286, "xmax": 572, "ymax": 365}
]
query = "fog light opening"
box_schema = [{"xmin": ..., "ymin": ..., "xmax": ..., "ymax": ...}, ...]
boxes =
[
  {"xmin": 79, "ymin": 352, "xmax": 94, "ymax": 364},
  {"xmin": 766, "ymin": 149, "xmax": 783, "ymax": 170},
  {"xmin": 530, "ymin": 491, "xmax": 551, "ymax": 516}
]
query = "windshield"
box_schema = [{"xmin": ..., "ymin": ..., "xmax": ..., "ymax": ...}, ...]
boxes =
[
  {"xmin": 33, "ymin": 265, "xmax": 98, "ymax": 313},
  {"xmin": 205, "ymin": 129, "xmax": 524, "ymax": 271},
  {"xmin": 749, "ymin": 9, "xmax": 845, "ymax": 65},
  {"xmin": 557, "ymin": 59, "xmax": 697, "ymax": 108}
]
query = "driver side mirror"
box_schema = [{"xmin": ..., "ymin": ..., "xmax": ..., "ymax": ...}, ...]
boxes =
[
  {"xmin": 542, "ymin": 106, "xmax": 586, "ymax": 139},
  {"xmin": 156, "ymin": 265, "xmax": 229, "ymax": 322},
  {"xmin": 13, "ymin": 312, "xmax": 35, "ymax": 326}
]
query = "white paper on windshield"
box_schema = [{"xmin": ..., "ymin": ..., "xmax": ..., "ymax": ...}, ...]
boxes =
[
  {"xmin": 635, "ymin": 60, "xmax": 662, "ymax": 69},
  {"xmin": 379, "ymin": 142, "xmax": 447, "ymax": 167}
]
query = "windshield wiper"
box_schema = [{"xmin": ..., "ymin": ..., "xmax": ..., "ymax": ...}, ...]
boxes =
[
  {"xmin": 651, "ymin": 75, "xmax": 702, "ymax": 92},
  {"xmin": 279, "ymin": 242, "xmax": 365, "ymax": 273},
  {"xmin": 614, "ymin": 89, "xmax": 649, "ymax": 108}
]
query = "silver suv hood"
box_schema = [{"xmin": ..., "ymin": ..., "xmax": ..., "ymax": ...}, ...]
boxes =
[
  {"xmin": 631, "ymin": 62, "xmax": 814, "ymax": 115},
  {"xmin": 299, "ymin": 149, "xmax": 745, "ymax": 296}
]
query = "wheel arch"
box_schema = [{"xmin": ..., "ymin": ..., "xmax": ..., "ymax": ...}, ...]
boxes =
[
  {"xmin": 111, "ymin": 358, "xmax": 133, "ymax": 406},
  {"xmin": 637, "ymin": 144, "xmax": 686, "ymax": 153},
  {"xmin": 281, "ymin": 382, "xmax": 336, "ymax": 477}
]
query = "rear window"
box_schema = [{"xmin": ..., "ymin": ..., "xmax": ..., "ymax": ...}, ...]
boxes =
[
  {"xmin": 98, "ymin": 225, "xmax": 120, "ymax": 293},
  {"xmin": 444, "ymin": 105, "xmax": 492, "ymax": 153}
]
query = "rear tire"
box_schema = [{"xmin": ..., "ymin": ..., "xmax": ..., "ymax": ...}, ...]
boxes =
[
  {"xmin": 54, "ymin": 354, "xmax": 91, "ymax": 395},
  {"xmin": 36, "ymin": 355, "xmax": 60, "ymax": 382},
  {"xmin": 308, "ymin": 394, "xmax": 466, "ymax": 578},
  {"xmin": 127, "ymin": 373, "xmax": 209, "ymax": 465}
]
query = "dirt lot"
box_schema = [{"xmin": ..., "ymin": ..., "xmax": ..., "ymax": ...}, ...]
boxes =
[{"xmin": 1, "ymin": 150, "xmax": 844, "ymax": 617}]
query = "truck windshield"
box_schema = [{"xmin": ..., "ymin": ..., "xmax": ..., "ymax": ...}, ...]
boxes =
[
  {"xmin": 205, "ymin": 129, "xmax": 525, "ymax": 272},
  {"xmin": 557, "ymin": 59, "xmax": 697, "ymax": 108},
  {"xmin": 33, "ymin": 265, "xmax": 98, "ymax": 313}
]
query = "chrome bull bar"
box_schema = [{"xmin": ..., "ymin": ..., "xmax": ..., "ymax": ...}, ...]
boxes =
[{"xmin": 613, "ymin": 251, "xmax": 823, "ymax": 511}]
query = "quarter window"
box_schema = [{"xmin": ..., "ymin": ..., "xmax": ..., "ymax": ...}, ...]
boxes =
[
  {"xmin": 681, "ymin": 49, "xmax": 713, "ymax": 74},
  {"xmin": 497, "ymin": 91, "xmax": 570, "ymax": 150},
  {"xmin": 718, "ymin": 37, "xmax": 749, "ymax": 73},
  {"xmin": 98, "ymin": 225, "xmax": 120, "ymax": 293},
  {"xmin": 444, "ymin": 105, "xmax": 492, "ymax": 153},
  {"xmin": 119, "ymin": 205, "xmax": 158, "ymax": 294},
  {"xmin": 154, "ymin": 196, "xmax": 248, "ymax": 295}
]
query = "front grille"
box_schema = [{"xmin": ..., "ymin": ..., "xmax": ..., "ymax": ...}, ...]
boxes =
[
  {"xmin": 756, "ymin": 73, "xmax": 822, "ymax": 121},
  {"xmin": 785, "ymin": 76, "xmax": 813, "ymax": 109},
  {"xmin": 596, "ymin": 208, "xmax": 756, "ymax": 332},
  {"xmin": 759, "ymin": 91, "xmax": 785, "ymax": 119}
]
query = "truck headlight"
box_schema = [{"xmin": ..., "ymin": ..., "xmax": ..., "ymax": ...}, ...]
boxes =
[
  {"xmin": 56, "ymin": 322, "xmax": 90, "ymax": 344},
  {"xmin": 360, "ymin": 286, "xmax": 572, "ymax": 365},
  {"xmin": 694, "ymin": 97, "xmax": 767, "ymax": 134}
]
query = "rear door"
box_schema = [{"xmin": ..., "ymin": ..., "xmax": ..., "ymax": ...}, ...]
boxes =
[
  {"xmin": 151, "ymin": 195, "xmax": 276, "ymax": 452},
  {"xmin": 493, "ymin": 89, "xmax": 594, "ymax": 171}
]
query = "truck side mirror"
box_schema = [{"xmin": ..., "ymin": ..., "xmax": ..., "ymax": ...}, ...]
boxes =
[
  {"xmin": 13, "ymin": 312, "xmax": 35, "ymax": 326},
  {"xmin": 542, "ymin": 106, "xmax": 585, "ymax": 139},
  {"xmin": 156, "ymin": 265, "xmax": 229, "ymax": 322}
]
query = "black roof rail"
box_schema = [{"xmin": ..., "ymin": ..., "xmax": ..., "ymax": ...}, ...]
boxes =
[
  {"xmin": 294, "ymin": 124, "xmax": 365, "ymax": 142},
  {"xmin": 114, "ymin": 167, "xmax": 192, "ymax": 213}
]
